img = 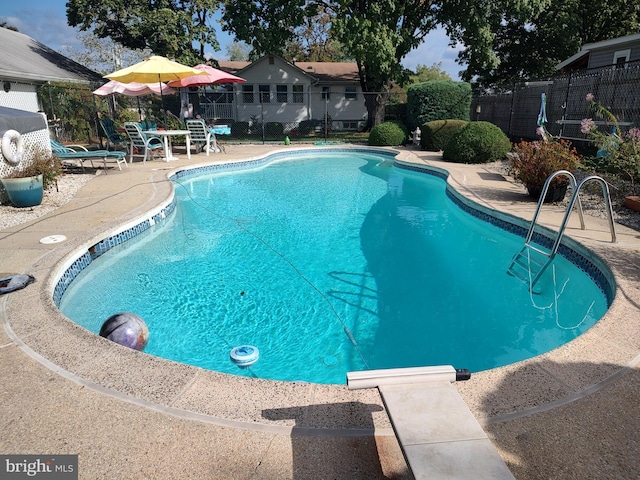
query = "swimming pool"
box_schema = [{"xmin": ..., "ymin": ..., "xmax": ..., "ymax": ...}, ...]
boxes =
[{"xmin": 59, "ymin": 149, "xmax": 611, "ymax": 384}]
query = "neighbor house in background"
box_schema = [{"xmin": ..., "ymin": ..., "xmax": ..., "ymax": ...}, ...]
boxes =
[
  {"xmin": 556, "ymin": 33, "xmax": 640, "ymax": 72},
  {"xmin": 0, "ymin": 27, "xmax": 101, "ymax": 112},
  {"xmin": 182, "ymin": 54, "xmax": 368, "ymax": 132}
]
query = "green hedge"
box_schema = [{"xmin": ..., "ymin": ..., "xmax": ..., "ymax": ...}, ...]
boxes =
[
  {"xmin": 421, "ymin": 119, "xmax": 468, "ymax": 151},
  {"xmin": 442, "ymin": 122, "xmax": 511, "ymax": 164},
  {"xmin": 368, "ymin": 121, "xmax": 407, "ymax": 146},
  {"xmin": 406, "ymin": 80, "xmax": 472, "ymax": 131}
]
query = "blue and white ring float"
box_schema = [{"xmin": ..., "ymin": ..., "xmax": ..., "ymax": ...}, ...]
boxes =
[{"xmin": 229, "ymin": 345, "xmax": 259, "ymax": 368}]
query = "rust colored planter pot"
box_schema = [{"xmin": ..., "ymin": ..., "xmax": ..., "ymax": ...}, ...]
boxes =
[{"xmin": 623, "ymin": 195, "xmax": 640, "ymax": 212}]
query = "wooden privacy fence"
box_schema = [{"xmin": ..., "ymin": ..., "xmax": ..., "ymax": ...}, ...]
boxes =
[{"xmin": 472, "ymin": 60, "xmax": 640, "ymax": 144}]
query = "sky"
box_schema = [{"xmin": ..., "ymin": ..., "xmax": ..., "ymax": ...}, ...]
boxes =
[{"xmin": 1, "ymin": 1, "xmax": 464, "ymax": 80}]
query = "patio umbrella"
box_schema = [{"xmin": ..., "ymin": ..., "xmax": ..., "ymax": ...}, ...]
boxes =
[
  {"xmin": 93, "ymin": 80, "xmax": 176, "ymax": 97},
  {"xmin": 93, "ymin": 80, "xmax": 177, "ymax": 120},
  {"xmin": 166, "ymin": 64, "xmax": 246, "ymax": 88},
  {"xmin": 105, "ymin": 56, "xmax": 207, "ymax": 122}
]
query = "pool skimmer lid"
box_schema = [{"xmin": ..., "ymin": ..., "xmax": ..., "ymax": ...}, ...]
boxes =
[{"xmin": 39, "ymin": 234, "xmax": 67, "ymax": 244}]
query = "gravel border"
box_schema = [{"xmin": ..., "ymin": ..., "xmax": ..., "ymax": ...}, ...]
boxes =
[{"xmin": 0, "ymin": 172, "xmax": 96, "ymax": 231}]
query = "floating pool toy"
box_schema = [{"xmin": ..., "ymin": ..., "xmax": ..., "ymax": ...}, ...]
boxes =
[
  {"xmin": 229, "ymin": 345, "xmax": 259, "ymax": 368},
  {"xmin": 99, "ymin": 312, "xmax": 149, "ymax": 351}
]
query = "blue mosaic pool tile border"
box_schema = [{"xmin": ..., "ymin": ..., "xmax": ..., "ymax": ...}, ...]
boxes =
[
  {"xmin": 53, "ymin": 198, "xmax": 178, "ymax": 307},
  {"xmin": 53, "ymin": 251, "xmax": 92, "ymax": 305},
  {"xmin": 173, "ymin": 147, "xmax": 397, "ymax": 181},
  {"xmin": 395, "ymin": 161, "xmax": 615, "ymax": 304}
]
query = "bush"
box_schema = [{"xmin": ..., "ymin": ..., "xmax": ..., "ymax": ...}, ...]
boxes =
[
  {"xmin": 368, "ymin": 121, "xmax": 407, "ymax": 146},
  {"xmin": 231, "ymin": 122, "xmax": 249, "ymax": 136},
  {"xmin": 421, "ymin": 119, "xmax": 468, "ymax": 151},
  {"xmin": 442, "ymin": 122, "xmax": 511, "ymax": 164},
  {"xmin": 298, "ymin": 119, "xmax": 321, "ymax": 135},
  {"xmin": 406, "ymin": 80, "xmax": 472, "ymax": 131},
  {"xmin": 264, "ymin": 122, "xmax": 284, "ymax": 137}
]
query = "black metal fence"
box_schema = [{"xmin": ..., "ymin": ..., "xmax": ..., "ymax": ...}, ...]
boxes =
[
  {"xmin": 41, "ymin": 85, "xmax": 409, "ymax": 146},
  {"xmin": 472, "ymin": 61, "xmax": 640, "ymax": 144}
]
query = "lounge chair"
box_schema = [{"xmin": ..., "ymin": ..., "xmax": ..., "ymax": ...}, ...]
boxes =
[
  {"xmin": 99, "ymin": 117, "xmax": 128, "ymax": 151},
  {"xmin": 123, "ymin": 122, "xmax": 164, "ymax": 164},
  {"xmin": 186, "ymin": 119, "xmax": 220, "ymax": 155},
  {"xmin": 50, "ymin": 139, "xmax": 128, "ymax": 172}
]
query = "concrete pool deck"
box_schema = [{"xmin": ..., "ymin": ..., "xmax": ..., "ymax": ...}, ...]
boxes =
[{"xmin": 1, "ymin": 144, "xmax": 639, "ymax": 479}]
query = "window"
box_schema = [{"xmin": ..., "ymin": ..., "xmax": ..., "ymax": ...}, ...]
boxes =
[
  {"xmin": 322, "ymin": 86, "xmax": 331, "ymax": 100},
  {"xmin": 259, "ymin": 84, "xmax": 270, "ymax": 103},
  {"xmin": 292, "ymin": 85, "xmax": 304, "ymax": 103},
  {"xmin": 242, "ymin": 85, "xmax": 254, "ymax": 103},
  {"xmin": 276, "ymin": 85, "xmax": 288, "ymax": 103},
  {"xmin": 345, "ymin": 86, "xmax": 357, "ymax": 100},
  {"xmin": 613, "ymin": 49, "xmax": 630, "ymax": 68}
]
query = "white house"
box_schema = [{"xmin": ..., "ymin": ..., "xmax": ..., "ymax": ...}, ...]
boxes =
[
  {"xmin": 0, "ymin": 27, "xmax": 101, "ymax": 112},
  {"xmin": 185, "ymin": 55, "xmax": 368, "ymax": 132}
]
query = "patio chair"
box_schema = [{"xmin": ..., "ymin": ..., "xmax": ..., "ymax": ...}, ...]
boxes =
[
  {"xmin": 50, "ymin": 139, "xmax": 128, "ymax": 172},
  {"xmin": 186, "ymin": 119, "xmax": 220, "ymax": 155},
  {"xmin": 100, "ymin": 117, "xmax": 128, "ymax": 151},
  {"xmin": 124, "ymin": 122, "xmax": 164, "ymax": 164}
]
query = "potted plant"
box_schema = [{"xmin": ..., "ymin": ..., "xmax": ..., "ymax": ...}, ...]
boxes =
[
  {"xmin": 1, "ymin": 146, "xmax": 62, "ymax": 207},
  {"xmin": 509, "ymin": 136, "xmax": 581, "ymax": 202}
]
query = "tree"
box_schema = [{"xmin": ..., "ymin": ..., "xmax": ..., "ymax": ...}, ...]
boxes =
[
  {"xmin": 66, "ymin": 0, "xmax": 221, "ymax": 65},
  {"xmin": 467, "ymin": 0, "xmax": 640, "ymax": 88},
  {"xmin": 225, "ymin": 42, "xmax": 251, "ymax": 61},
  {"xmin": 222, "ymin": 0, "xmax": 547, "ymax": 129},
  {"xmin": 409, "ymin": 63, "xmax": 452, "ymax": 85},
  {"xmin": 283, "ymin": 5, "xmax": 349, "ymax": 62},
  {"xmin": 61, "ymin": 32, "xmax": 151, "ymax": 75}
]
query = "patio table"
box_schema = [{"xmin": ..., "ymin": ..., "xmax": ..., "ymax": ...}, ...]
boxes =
[{"xmin": 143, "ymin": 129, "xmax": 191, "ymax": 162}]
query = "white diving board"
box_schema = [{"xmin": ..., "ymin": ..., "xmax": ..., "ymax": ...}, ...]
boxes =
[{"xmin": 348, "ymin": 366, "xmax": 515, "ymax": 480}]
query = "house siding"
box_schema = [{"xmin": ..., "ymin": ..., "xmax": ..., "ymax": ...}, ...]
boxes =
[
  {"xmin": 0, "ymin": 83, "xmax": 39, "ymax": 112},
  {"xmin": 199, "ymin": 56, "xmax": 367, "ymax": 129}
]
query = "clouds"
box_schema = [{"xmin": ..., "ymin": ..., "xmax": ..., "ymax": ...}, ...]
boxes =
[
  {"xmin": 401, "ymin": 27, "xmax": 465, "ymax": 80},
  {"xmin": 1, "ymin": 6, "xmax": 83, "ymax": 53}
]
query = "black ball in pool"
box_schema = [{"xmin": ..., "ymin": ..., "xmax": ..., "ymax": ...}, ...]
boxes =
[{"xmin": 99, "ymin": 312, "xmax": 149, "ymax": 351}]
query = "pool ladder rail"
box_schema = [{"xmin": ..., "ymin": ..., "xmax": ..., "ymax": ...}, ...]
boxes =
[{"xmin": 507, "ymin": 170, "xmax": 617, "ymax": 291}]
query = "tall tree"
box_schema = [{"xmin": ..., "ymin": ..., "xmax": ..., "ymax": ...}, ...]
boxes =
[
  {"xmin": 66, "ymin": 0, "xmax": 221, "ymax": 65},
  {"xmin": 409, "ymin": 63, "xmax": 452, "ymax": 84},
  {"xmin": 467, "ymin": 0, "xmax": 640, "ymax": 88},
  {"xmin": 222, "ymin": 0, "xmax": 546, "ymax": 128}
]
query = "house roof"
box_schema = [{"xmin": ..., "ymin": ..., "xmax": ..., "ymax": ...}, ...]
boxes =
[
  {"xmin": 556, "ymin": 33, "xmax": 640, "ymax": 71},
  {"xmin": 218, "ymin": 57, "xmax": 360, "ymax": 84},
  {"xmin": 0, "ymin": 27, "xmax": 102, "ymax": 84}
]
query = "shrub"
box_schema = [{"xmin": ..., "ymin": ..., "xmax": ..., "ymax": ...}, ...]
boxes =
[
  {"xmin": 368, "ymin": 121, "xmax": 407, "ymax": 146},
  {"xmin": 299, "ymin": 119, "xmax": 321, "ymax": 135},
  {"xmin": 406, "ymin": 80, "xmax": 472, "ymax": 131},
  {"xmin": 264, "ymin": 122, "xmax": 284, "ymax": 137},
  {"xmin": 421, "ymin": 119, "xmax": 468, "ymax": 151},
  {"xmin": 509, "ymin": 138, "xmax": 581, "ymax": 197},
  {"xmin": 231, "ymin": 121, "xmax": 249, "ymax": 136},
  {"xmin": 442, "ymin": 121, "xmax": 511, "ymax": 164}
]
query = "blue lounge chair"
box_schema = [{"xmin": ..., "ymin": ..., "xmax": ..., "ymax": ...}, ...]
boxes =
[
  {"xmin": 50, "ymin": 139, "xmax": 128, "ymax": 172},
  {"xmin": 100, "ymin": 117, "xmax": 128, "ymax": 151}
]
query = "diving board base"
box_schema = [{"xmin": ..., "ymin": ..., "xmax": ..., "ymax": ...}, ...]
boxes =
[{"xmin": 348, "ymin": 367, "xmax": 515, "ymax": 479}]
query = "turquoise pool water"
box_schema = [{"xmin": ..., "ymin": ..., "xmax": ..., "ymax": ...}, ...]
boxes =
[{"xmin": 60, "ymin": 150, "xmax": 609, "ymax": 384}]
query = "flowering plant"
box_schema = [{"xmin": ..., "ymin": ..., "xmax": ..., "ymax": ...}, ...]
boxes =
[
  {"xmin": 509, "ymin": 132, "xmax": 581, "ymax": 199},
  {"xmin": 581, "ymin": 94, "xmax": 640, "ymax": 192}
]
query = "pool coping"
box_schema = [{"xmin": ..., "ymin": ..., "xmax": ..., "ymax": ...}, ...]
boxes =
[{"xmin": 3, "ymin": 145, "xmax": 640, "ymax": 435}]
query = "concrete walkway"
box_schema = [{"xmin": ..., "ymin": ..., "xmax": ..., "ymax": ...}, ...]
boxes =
[{"xmin": 2, "ymin": 144, "xmax": 640, "ymax": 479}]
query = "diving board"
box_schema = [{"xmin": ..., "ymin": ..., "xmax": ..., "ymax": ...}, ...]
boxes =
[{"xmin": 347, "ymin": 366, "xmax": 515, "ymax": 480}]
